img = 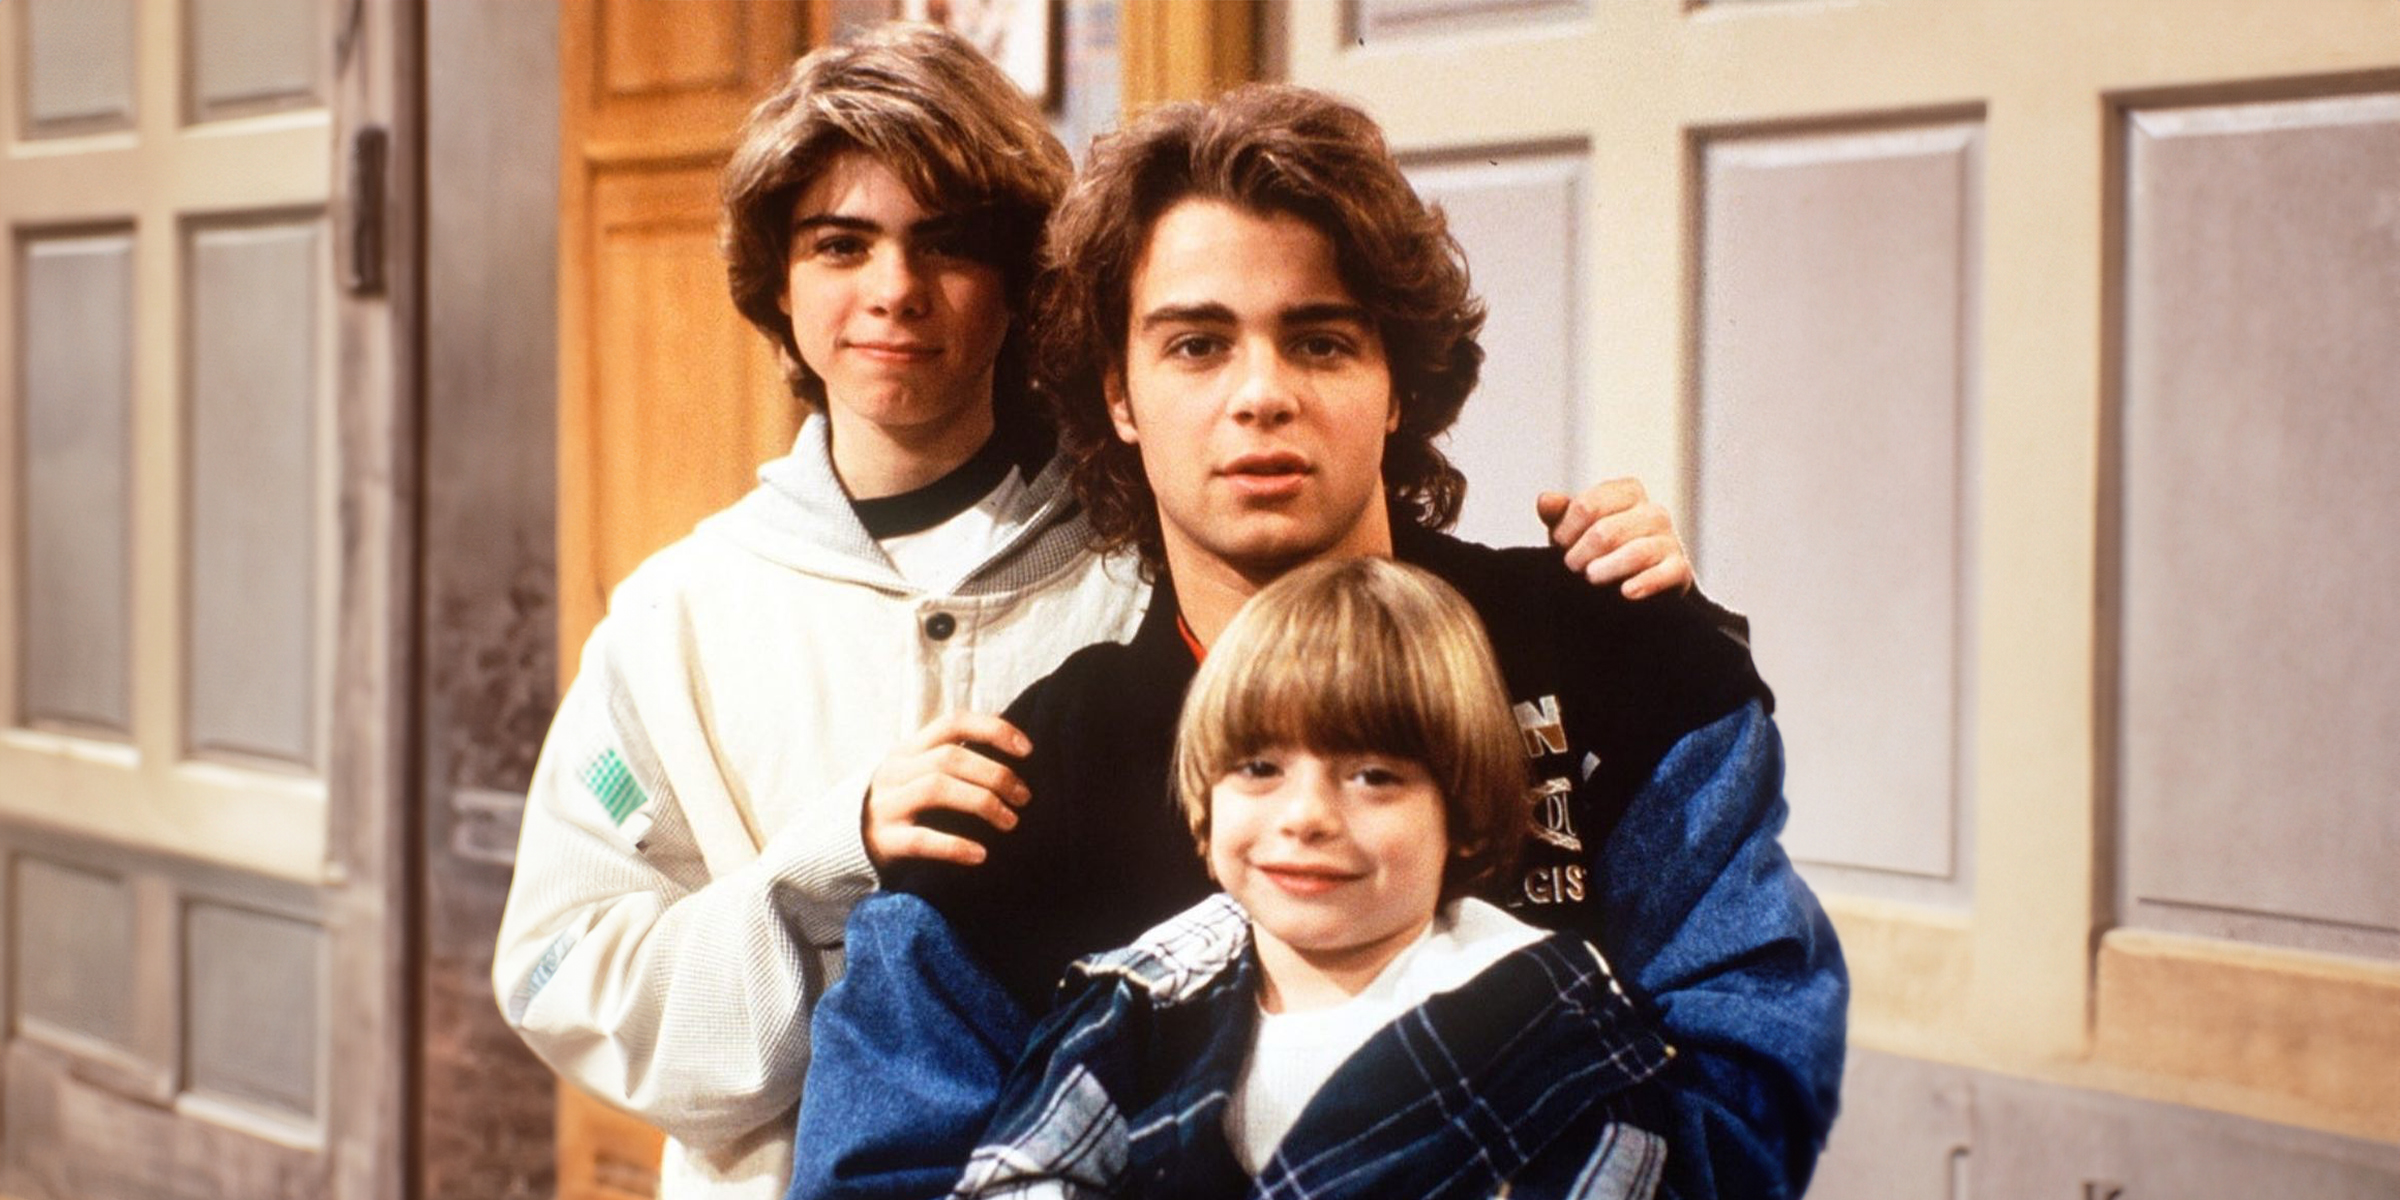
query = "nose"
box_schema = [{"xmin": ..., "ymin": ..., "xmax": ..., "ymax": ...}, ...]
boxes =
[
  {"xmin": 1227, "ymin": 343, "xmax": 1298, "ymax": 428},
  {"xmin": 862, "ymin": 246, "xmax": 931, "ymax": 317},
  {"xmin": 1271, "ymin": 769, "xmax": 1340, "ymax": 841}
]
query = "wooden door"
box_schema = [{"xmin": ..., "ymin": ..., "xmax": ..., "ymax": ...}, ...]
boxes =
[
  {"xmin": 554, "ymin": 2, "xmax": 810, "ymax": 1195},
  {"xmin": 0, "ymin": 0, "xmax": 416, "ymax": 1196},
  {"xmin": 1285, "ymin": 0, "xmax": 2400, "ymax": 1192}
]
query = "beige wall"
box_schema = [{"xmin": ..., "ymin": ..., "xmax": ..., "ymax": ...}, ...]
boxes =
[{"xmin": 1279, "ymin": 0, "xmax": 2400, "ymax": 1187}]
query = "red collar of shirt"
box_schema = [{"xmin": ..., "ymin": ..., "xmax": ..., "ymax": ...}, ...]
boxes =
[{"xmin": 1176, "ymin": 613, "xmax": 1206, "ymax": 665}]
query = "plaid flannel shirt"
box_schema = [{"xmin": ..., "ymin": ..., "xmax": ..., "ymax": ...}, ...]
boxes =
[{"xmin": 954, "ymin": 895, "xmax": 1673, "ymax": 1200}]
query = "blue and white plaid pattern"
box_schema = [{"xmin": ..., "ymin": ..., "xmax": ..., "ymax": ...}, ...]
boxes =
[
  {"xmin": 955, "ymin": 897, "xmax": 1672, "ymax": 1200},
  {"xmin": 1073, "ymin": 892, "xmax": 1253, "ymax": 1004}
]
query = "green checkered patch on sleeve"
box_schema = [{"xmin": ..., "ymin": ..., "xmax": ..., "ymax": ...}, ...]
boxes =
[{"xmin": 578, "ymin": 747, "xmax": 648, "ymax": 826}]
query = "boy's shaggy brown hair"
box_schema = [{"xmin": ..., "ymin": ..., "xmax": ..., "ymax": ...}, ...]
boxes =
[{"xmin": 722, "ymin": 23, "xmax": 1072, "ymax": 408}]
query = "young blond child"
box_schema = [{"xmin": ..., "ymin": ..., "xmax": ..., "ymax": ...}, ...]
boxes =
[{"xmin": 950, "ymin": 557, "xmax": 1674, "ymax": 1199}]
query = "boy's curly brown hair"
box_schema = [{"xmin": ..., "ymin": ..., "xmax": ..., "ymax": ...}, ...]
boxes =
[{"xmin": 1032, "ymin": 84, "xmax": 1487, "ymax": 568}]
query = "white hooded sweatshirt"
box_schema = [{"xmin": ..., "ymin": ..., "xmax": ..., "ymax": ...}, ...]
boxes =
[{"xmin": 493, "ymin": 413, "xmax": 1148, "ymax": 1199}]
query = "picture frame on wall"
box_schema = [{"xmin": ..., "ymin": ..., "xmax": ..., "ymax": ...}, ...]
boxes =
[{"xmin": 900, "ymin": 0, "xmax": 1059, "ymax": 109}]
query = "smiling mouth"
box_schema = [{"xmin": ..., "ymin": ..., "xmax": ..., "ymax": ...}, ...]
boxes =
[
  {"xmin": 1258, "ymin": 864, "xmax": 1358, "ymax": 896},
  {"xmin": 845, "ymin": 339, "xmax": 940, "ymax": 360}
]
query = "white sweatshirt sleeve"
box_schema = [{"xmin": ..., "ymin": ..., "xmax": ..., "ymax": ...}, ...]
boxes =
[{"xmin": 490, "ymin": 610, "xmax": 877, "ymax": 1155}]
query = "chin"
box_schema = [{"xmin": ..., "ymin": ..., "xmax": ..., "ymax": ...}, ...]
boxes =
[
  {"xmin": 1256, "ymin": 922, "xmax": 1347, "ymax": 952},
  {"xmin": 1210, "ymin": 528, "xmax": 1339, "ymax": 579}
]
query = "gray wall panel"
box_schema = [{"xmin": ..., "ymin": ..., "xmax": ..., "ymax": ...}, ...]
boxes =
[
  {"xmin": 1696, "ymin": 124, "xmax": 1978, "ymax": 888},
  {"xmin": 12, "ymin": 857, "xmax": 134, "ymax": 1048},
  {"xmin": 185, "ymin": 220, "xmax": 320, "ymax": 766},
  {"xmin": 1972, "ymin": 1068, "xmax": 2400, "ymax": 1198},
  {"xmin": 2119, "ymin": 93, "xmax": 2400, "ymax": 956},
  {"xmin": 187, "ymin": 0, "xmax": 320, "ymax": 120},
  {"xmin": 18, "ymin": 233, "xmax": 135, "ymax": 732},
  {"xmin": 184, "ymin": 901, "xmax": 320, "ymax": 1117},
  {"xmin": 21, "ymin": 0, "xmax": 137, "ymax": 133},
  {"xmin": 1354, "ymin": 0, "xmax": 1585, "ymax": 41},
  {"xmin": 1406, "ymin": 151, "xmax": 1582, "ymax": 551},
  {"xmin": 1809, "ymin": 1050, "xmax": 1973, "ymax": 1200},
  {"xmin": 1814, "ymin": 1048, "xmax": 2400, "ymax": 1200}
]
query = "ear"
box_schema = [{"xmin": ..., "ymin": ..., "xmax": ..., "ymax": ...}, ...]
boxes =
[
  {"xmin": 1386, "ymin": 389, "xmax": 1403, "ymax": 435},
  {"xmin": 1105, "ymin": 368, "xmax": 1140, "ymax": 445}
]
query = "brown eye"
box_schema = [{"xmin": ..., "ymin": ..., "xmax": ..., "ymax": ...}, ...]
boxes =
[
  {"xmin": 918, "ymin": 214, "xmax": 999, "ymax": 264},
  {"xmin": 1164, "ymin": 334, "xmax": 1226, "ymax": 361},
  {"xmin": 810, "ymin": 234, "xmax": 868, "ymax": 262},
  {"xmin": 1292, "ymin": 332, "xmax": 1355, "ymax": 361},
  {"xmin": 1231, "ymin": 758, "xmax": 1278, "ymax": 780}
]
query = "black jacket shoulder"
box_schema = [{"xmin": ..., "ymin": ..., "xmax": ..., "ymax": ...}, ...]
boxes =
[{"xmin": 1395, "ymin": 522, "xmax": 1771, "ymax": 766}]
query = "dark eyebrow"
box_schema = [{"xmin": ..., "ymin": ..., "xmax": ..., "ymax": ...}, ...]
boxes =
[
  {"xmin": 1281, "ymin": 302, "xmax": 1373, "ymax": 329},
  {"xmin": 1137, "ymin": 302, "xmax": 1237, "ymax": 331},
  {"xmin": 792, "ymin": 213, "xmax": 880, "ymax": 236},
  {"xmin": 1136, "ymin": 300, "xmax": 1375, "ymax": 334},
  {"xmin": 794, "ymin": 209, "xmax": 974, "ymax": 232},
  {"xmin": 908, "ymin": 212, "xmax": 972, "ymax": 237}
]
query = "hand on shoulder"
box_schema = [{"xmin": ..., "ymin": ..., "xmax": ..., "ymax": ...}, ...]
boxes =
[
  {"xmin": 863, "ymin": 712, "xmax": 1033, "ymax": 870},
  {"xmin": 1537, "ymin": 477, "xmax": 1695, "ymax": 601}
]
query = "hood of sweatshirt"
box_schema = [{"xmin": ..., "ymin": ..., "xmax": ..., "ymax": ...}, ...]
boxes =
[{"xmin": 703, "ymin": 411, "xmax": 1101, "ymax": 598}]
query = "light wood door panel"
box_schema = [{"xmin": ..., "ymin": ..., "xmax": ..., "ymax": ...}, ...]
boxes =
[
  {"xmin": 555, "ymin": 2, "xmax": 809, "ymax": 1193},
  {"xmin": 557, "ymin": 0, "xmax": 804, "ymax": 672},
  {"xmin": 582, "ymin": 164, "xmax": 792, "ymax": 616}
]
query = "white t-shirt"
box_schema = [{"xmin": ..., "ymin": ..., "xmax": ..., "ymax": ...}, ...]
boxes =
[
  {"xmin": 1224, "ymin": 897, "xmax": 1546, "ymax": 1174},
  {"xmin": 877, "ymin": 468, "xmax": 1030, "ymax": 592}
]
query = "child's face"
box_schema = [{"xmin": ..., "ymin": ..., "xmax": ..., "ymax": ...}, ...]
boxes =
[{"xmin": 1208, "ymin": 746, "xmax": 1447, "ymax": 995}]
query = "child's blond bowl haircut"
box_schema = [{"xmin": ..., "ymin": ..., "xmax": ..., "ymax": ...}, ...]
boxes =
[
  {"xmin": 1172, "ymin": 557, "xmax": 1527, "ymax": 902},
  {"xmin": 720, "ymin": 22, "xmax": 1073, "ymax": 406}
]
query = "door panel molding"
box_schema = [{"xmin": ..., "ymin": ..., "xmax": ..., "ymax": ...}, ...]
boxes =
[
  {"xmin": 0, "ymin": 0, "xmax": 419, "ymax": 1196},
  {"xmin": 1281, "ymin": 0, "xmax": 2400, "ymax": 1163}
]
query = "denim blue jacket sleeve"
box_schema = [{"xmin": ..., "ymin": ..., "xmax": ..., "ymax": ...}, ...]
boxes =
[
  {"xmin": 1598, "ymin": 701, "xmax": 1847, "ymax": 1200},
  {"xmin": 785, "ymin": 891, "xmax": 1032, "ymax": 1200}
]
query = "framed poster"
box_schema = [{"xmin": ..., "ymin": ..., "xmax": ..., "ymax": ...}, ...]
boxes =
[{"xmin": 901, "ymin": 0, "xmax": 1057, "ymax": 107}]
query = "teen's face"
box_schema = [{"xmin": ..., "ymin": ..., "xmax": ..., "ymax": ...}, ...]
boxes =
[
  {"xmin": 1208, "ymin": 746, "xmax": 1447, "ymax": 991},
  {"xmin": 783, "ymin": 153, "xmax": 1010, "ymax": 461},
  {"xmin": 1107, "ymin": 201, "xmax": 1398, "ymax": 580}
]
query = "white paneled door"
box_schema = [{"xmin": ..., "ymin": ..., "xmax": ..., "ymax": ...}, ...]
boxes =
[{"xmin": 0, "ymin": 1, "xmax": 411, "ymax": 1197}]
